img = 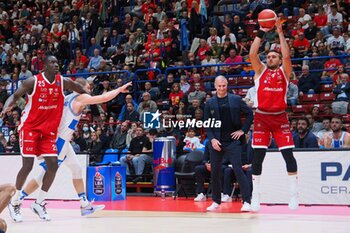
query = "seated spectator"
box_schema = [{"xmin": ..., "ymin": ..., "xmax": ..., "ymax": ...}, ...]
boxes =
[
  {"xmin": 138, "ymin": 92, "xmax": 158, "ymax": 113},
  {"xmin": 126, "ymin": 122, "xmax": 138, "ymax": 148},
  {"xmin": 316, "ymin": 118, "xmax": 333, "ymax": 147},
  {"xmin": 183, "ymin": 128, "xmax": 204, "ymax": 152},
  {"xmin": 332, "ymin": 73, "xmax": 350, "ymax": 114},
  {"xmin": 122, "ymin": 102, "xmax": 140, "ymax": 122},
  {"xmin": 298, "ymin": 8, "xmax": 312, "ymax": 29},
  {"xmin": 86, "ymin": 38, "xmax": 102, "ymax": 58},
  {"xmin": 180, "ymin": 76, "xmax": 191, "ymax": 94},
  {"xmin": 224, "ymin": 48, "xmax": 243, "ymax": 75},
  {"xmin": 197, "ymin": 39, "xmax": 210, "ymax": 61},
  {"xmin": 139, "ymin": 82, "xmax": 160, "ymax": 102},
  {"xmin": 327, "ymin": 27, "xmax": 345, "ymax": 54},
  {"xmin": 120, "ymin": 126, "xmax": 152, "ymax": 181},
  {"xmin": 305, "ymin": 114, "xmax": 323, "ymax": 135},
  {"xmin": 293, "ymin": 32, "xmax": 310, "ymax": 56},
  {"xmin": 110, "ymin": 121, "xmax": 129, "ymax": 156},
  {"xmin": 169, "ymin": 83, "xmax": 184, "ymax": 107},
  {"xmin": 88, "ymin": 132, "xmax": 103, "ymax": 164},
  {"xmin": 187, "ymin": 98, "xmax": 202, "ymax": 118},
  {"xmin": 293, "ymin": 117, "xmax": 319, "ymax": 148},
  {"xmin": 188, "ymin": 83, "xmax": 206, "ymax": 104},
  {"xmin": 207, "ymin": 27, "xmax": 221, "ymax": 47},
  {"xmin": 287, "ymin": 82, "xmax": 299, "ymax": 106},
  {"xmin": 297, "ymin": 65, "xmax": 320, "ymax": 94},
  {"xmin": 118, "ymin": 95, "xmax": 139, "ymax": 121},
  {"xmin": 310, "ymin": 106, "xmax": 320, "ymax": 119},
  {"xmin": 87, "ymin": 49, "xmax": 103, "ymax": 69},
  {"xmin": 323, "ymin": 116, "xmax": 350, "ymax": 148},
  {"xmin": 5, "ymin": 134, "xmax": 20, "ymax": 153},
  {"xmin": 321, "ymin": 51, "xmax": 342, "ymax": 82},
  {"xmin": 290, "ymin": 119, "xmax": 298, "ymax": 136}
]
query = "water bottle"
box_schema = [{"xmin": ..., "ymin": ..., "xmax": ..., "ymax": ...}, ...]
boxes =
[{"xmin": 161, "ymin": 188, "xmax": 166, "ymax": 200}]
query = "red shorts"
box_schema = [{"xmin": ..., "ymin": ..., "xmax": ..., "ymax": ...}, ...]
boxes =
[
  {"xmin": 252, "ymin": 112, "xmax": 294, "ymax": 150},
  {"xmin": 19, "ymin": 129, "xmax": 58, "ymax": 158}
]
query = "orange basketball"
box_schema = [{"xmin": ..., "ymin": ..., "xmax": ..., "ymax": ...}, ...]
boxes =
[{"xmin": 258, "ymin": 9, "xmax": 277, "ymax": 29}]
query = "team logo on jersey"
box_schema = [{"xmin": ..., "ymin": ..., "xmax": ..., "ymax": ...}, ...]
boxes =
[{"xmin": 38, "ymin": 98, "xmax": 43, "ymax": 102}]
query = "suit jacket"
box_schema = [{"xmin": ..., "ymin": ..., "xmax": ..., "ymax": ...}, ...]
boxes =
[
  {"xmin": 333, "ymin": 82, "xmax": 350, "ymax": 101},
  {"xmin": 204, "ymin": 93, "xmax": 253, "ymax": 142}
]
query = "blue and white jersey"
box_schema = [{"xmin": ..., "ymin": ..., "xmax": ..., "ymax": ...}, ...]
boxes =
[
  {"xmin": 40, "ymin": 93, "xmax": 82, "ymax": 170},
  {"xmin": 56, "ymin": 93, "xmax": 82, "ymax": 156}
]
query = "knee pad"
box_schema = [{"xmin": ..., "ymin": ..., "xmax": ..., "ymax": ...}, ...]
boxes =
[
  {"xmin": 252, "ymin": 148, "xmax": 267, "ymax": 175},
  {"xmin": 281, "ymin": 148, "xmax": 297, "ymax": 173}
]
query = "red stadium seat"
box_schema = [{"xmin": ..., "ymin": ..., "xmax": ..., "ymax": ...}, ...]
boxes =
[
  {"xmin": 319, "ymin": 93, "xmax": 336, "ymax": 103},
  {"xmin": 237, "ymin": 76, "xmax": 254, "ymax": 86},
  {"xmin": 292, "ymin": 105, "xmax": 310, "ymax": 114},
  {"xmin": 343, "ymin": 114, "xmax": 350, "ymax": 124},
  {"xmin": 300, "ymin": 94, "xmax": 320, "ymax": 104},
  {"xmin": 228, "ymin": 77, "xmax": 237, "ymax": 86},
  {"xmin": 312, "ymin": 104, "xmax": 325, "ymax": 112},
  {"xmin": 237, "ymin": 88, "xmax": 249, "ymax": 97},
  {"xmin": 320, "ymin": 84, "xmax": 334, "ymax": 93}
]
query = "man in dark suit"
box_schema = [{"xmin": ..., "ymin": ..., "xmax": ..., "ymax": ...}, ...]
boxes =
[
  {"xmin": 204, "ymin": 76, "xmax": 253, "ymax": 212},
  {"xmin": 332, "ymin": 73, "xmax": 350, "ymax": 114}
]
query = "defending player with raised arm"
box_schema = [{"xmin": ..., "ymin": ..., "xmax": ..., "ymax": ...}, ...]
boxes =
[
  {"xmin": 11, "ymin": 78, "xmax": 132, "ymax": 220},
  {"xmin": 3, "ymin": 55, "xmax": 88, "ymax": 222},
  {"xmin": 249, "ymin": 18, "xmax": 299, "ymax": 212}
]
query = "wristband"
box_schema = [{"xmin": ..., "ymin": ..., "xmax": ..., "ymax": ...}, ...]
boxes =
[{"xmin": 257, "ymin": 29, "xmax": 266, "ymax": 39}]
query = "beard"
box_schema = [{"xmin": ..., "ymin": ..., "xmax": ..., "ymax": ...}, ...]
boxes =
[{"xmin": 267, "ymin": 63, "xmax": 279, "ymax": 69}]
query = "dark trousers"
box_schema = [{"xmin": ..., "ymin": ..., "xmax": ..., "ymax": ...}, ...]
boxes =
[
  {"xmin": 194, "ymin": 165, "xmax": 234, "ymax": 195},
  {"xmin": 209, "ymin": 141, "xmax": 251, "ymax": 204}
]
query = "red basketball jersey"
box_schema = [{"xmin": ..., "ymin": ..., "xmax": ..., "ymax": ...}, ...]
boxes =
[
  {"xmin": 19, "ymin": 73, "xmax": 65, "ymax": 132},
  {"xmin": 254, "ymin": 66, "xmax": 288, "ymax": 113}
]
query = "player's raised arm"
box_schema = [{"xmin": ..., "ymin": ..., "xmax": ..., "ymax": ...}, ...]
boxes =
[
  {"xmin": 249, "ymin": 31, "xmax": 266, "ymax": 78},
  {"xmin": 1, "ymin": 77, "xmax": 35, "ymax": 117},
  {"xmin": 75, "ymin": 82, "xmax": 132, "ymax": 108},
  {"xmin": 276, "ymin": 18, "xmax": 292, "ymax": 81}
]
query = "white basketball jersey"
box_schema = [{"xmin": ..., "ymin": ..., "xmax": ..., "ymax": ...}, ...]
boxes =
[{"xmin": 57, "ymin": 93, "xmax": 82, "ymax": 142}]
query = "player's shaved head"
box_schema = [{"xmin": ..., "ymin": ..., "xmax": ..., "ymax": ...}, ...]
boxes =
[{"xmin": 75, "ymin": 78, "xmax": 88, "ymax": 86}]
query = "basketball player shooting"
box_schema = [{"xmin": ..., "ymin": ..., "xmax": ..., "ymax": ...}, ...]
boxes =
[
  {"xmin": 12, "ymin": 79, "xmax": 132, "ymax": 221},
  {"xmin": 1, "ymin": 55, "xmax": 87, "ymax": 222},
  {"xmin": 249, "ymin": 16, "xmax": 299, "ymax": 212}
]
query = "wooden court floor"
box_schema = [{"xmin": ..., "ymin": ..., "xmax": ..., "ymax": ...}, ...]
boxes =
[{"xmin": 2, "ymin": 198, "xmax": 350, "ymax": 233}]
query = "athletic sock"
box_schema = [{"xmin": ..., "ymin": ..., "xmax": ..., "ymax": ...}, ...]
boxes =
[
  {"xmin": 36, "ymin": 190, "xmax": 48, "ymax": 204},
  {"xmin": 78, "ymin": 193, "xmax": 89, "ymax": 208},
  {"xmin": 19, "ymin": 190, "xmax": 29, "ymax": 201},
  {"xmin": 288, "ymin": 174, "xmax": 298, "ymax": 196},
  {"xmin": 252, "ymin": 175, "xmax": 261, "ymax": 195},
  {"xmin": 11, "ymin": 190, "xmax": 21, "ymax": 205}
]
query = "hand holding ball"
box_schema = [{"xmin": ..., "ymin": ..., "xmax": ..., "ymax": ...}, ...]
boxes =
[{"xmin": 258, "ymin": 9, "xmax": 277, "ymax": 30}]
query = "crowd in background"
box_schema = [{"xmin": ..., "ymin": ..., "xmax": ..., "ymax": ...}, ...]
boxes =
[{"xmin": 0, "ymin": 1, "xmax": 350, "ymax": 171}]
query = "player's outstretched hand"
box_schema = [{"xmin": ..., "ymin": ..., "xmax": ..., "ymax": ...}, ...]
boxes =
[
  {"xmin": 119, "ymin": 82, "xmax": 133, "ymax": 93},
  {"xmin": 275, "ymin": 17, "xmax": 283, "ymax": 34},
  {"xmin": 0, "ymin": 106, "xmax": 12, "ymax": 118}
]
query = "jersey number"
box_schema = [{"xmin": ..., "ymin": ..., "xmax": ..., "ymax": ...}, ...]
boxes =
[{"xmin": 38, "ymin": 81, "xmax": 45, "ymax": 87}]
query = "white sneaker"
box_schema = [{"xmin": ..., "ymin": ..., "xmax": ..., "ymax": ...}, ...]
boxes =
[
  {"xmin": 81, "ymin": 203, "xmax": 105, "ymax": 216},
  {"xmin": 240, "ymin": 202, "xmax": 251, "ymax": 212},
  {"xmin": 8, "ymin": 203, "xmax": 23, "ymax": 222},
  {"xmin": 251, "ymin": 194, "xmax": 260, "ymax": 212},
  {"xmin": 31, "ymin": 202, "xmax": 51, "ymax": 221},
  {"xmin": 221, "ymin": 194, "xmax": 232, "ymax": 203},
  {"xmin": 194, "ymin": 193, "xmax": 207, "ymax": 202},
  {"xmin": 206, "ymin": 202, "xmax": 220, "ymax": 211},
  {"xmin": 288, "ymin": 195, "xmax": 299, "ymax": 210}
]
